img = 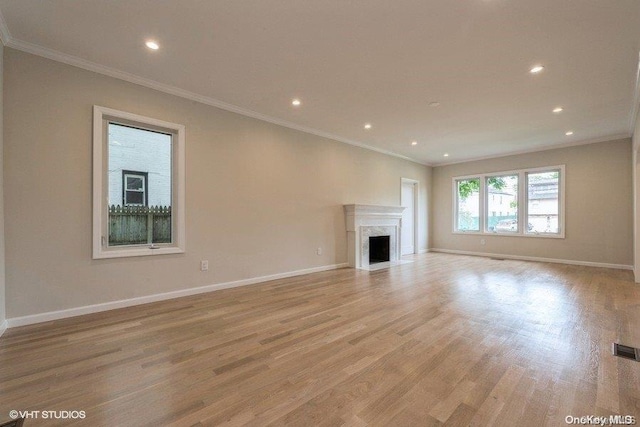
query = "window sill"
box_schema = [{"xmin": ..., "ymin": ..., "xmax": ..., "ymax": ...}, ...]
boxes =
[
  {"xmin": 93, "ymin": 246, "xmax": 185, "ymax": 259},
  {"xmin": 453, "ymin": 231, "xmax": 565, "ymax": 239}
]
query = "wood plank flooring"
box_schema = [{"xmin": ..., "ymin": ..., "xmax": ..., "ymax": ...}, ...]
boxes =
[{"xmin": 1, "ymin": 253, "xmax": 639, "ymax": 426}]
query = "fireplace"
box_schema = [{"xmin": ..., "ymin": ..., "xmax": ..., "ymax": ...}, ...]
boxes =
[
  {"xmin": 369, "ymin": 236, "xmax": 390, "ymax": 264},
  {"xmin": 344, "ymin": 204, "xmax": 405, "ymax": 270}
]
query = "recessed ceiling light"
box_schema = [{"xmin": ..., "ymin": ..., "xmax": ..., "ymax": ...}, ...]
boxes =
[
  {"xmin": 291, "ymin": 98, "xmax": 301, "ymax": 107},
  {"xmin": 553, "ymin": 107, "xmax": 564, "ymax": 113},
  {"xmin": 530, "ymin": 65, "xmax": 545, "ymax": 74},
  {"xmin": 364, "ymin": 123, "xmax": 372, "ymax": 130},
  {"xmin": 444, "ymin": 153, "xmax": 449, "ymax": 157},
  {"xmin": 565, "ymin": 131, "xmax": 574, "ymax": 136},
  {"xmin": 411, "ymin": 141, "xmax": 418, "ymax": 146},
  {"xmin": 429, "ymin": 102, "xmax": 441, "ymax": 108},
  {"xmin": 145, "ymin": 41, "xmax": 159, "ymax": 50}
]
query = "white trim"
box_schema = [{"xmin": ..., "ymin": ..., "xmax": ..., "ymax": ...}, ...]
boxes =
[
  {"xmin": 93, "ymin": 246, "xmax": 186, "ymax": 259},
  {"xmin": 400, "ymin": 178, "xmax": 419, "ymax": 255},
  {"xmin": 452, "ymin": 230, "xmax": 564, "ymax": 239},
  {"xmin": 93, "ymin": 106, "xmax": 186, "ymax": 259},
  {"xmin": 452, "ymin": 165, "xmax": 565, "ymax": 239},
  {"xmin": 452, "ymin": 164, "xmax": 564, "ymax": 180},
  {"xmin": 0, "ymin": 31, "xmax": 632, "ymax": 169},
  {"xmin": 430, "ymin": 248, "xmax": 633, "ymax": 271},
  {"xmin": 344, "ymin": 205, "xmax": 404, "ymax": 269},
  {"xmin": 0, "ymin": 8, "xmax": 10, "ymax": 46},
  {"xmin": 452, "ymin": 176, "xmax": 482, "ymax": 233},
  {"xmin": 435, "ymin": 134, "xmax": 631, "ymax": 167},
  {"xmin": 4, "ymin": 37, "xmax": 427, "ymax": 167},
  {"xmin": 525, "ymin": 165, "xmax": 566, "ymax": 238},
  {"xmin": 0, "ymin": 320, "xmax": 7, "ymax": 338},
  {"xmin": 6, "ymin": 262, "xmax": 349, "ymax": 328},
  {"xmin": 418, "ymin": 248, "xmax": 429, "ymax": 254}
]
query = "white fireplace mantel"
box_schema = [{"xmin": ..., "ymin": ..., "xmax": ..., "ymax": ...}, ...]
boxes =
[{"xmin": 344, "ymin": 204, "xmax": 405, "ymax": 269}]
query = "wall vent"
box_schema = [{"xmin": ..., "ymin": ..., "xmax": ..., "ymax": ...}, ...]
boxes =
[{"xmin": 612, "ymin": 343, "xmax": 640, "ymax": 361}]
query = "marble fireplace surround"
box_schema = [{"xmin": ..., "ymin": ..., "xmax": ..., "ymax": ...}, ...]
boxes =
[{"xmin": 344, "ymin": 204, "xmax": 405, "ymax": 270}]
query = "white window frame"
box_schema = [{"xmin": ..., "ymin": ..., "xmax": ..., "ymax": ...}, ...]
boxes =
[
  {"xmin": 484, "ymin": 172, "xmax": 520, "ymax": 235},
  {"xmin": 452, "ymin": 165, "xmax": 565, "ymax": 239},
  {"xmin": 524, "ymin": 166, "xmax": 565, "ymax": 238},
  {"xmin": 123, "ymin": 172, "xmax": 147, "ymax": 206},
  {"xmin": 453, "ymin": 177, "xmax": 482, "ymax": 233},
  {"xmin": 93, "ymin": 106, "xmax": 186, "ymax": 259}
]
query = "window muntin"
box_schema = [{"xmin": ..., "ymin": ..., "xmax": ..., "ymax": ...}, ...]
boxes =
[
  {"xmin": 455, "ymin": 178, "xmax": 480, "ymax": 232},
  {"xmin": 93, "ymin": 106, "xmax": 185, "ymax": 259},
  {"xmin": 526, "ymin": 170, "xmax": 560, "ymax": 235},
  {"xmin": 486, "ymin": 174, "xmax": 518, "ymax": 233},
  {"xmin": 452, "ymin": 166, "xmax": 564, "ymax": 238}
]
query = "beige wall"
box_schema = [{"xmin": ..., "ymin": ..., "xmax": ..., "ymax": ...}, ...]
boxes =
[
  {"xmin": 3, "ymin": 49, "xmax": 430, "ymax": 319},
  {"xmin": 432, "ymin": 139, "xmax": 633, "ymax": 266}
]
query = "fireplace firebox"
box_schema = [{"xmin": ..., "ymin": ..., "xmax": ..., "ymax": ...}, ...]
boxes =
[{"xmin": 369, "ymin": 235, "xmax": 390, "ymax": 264}]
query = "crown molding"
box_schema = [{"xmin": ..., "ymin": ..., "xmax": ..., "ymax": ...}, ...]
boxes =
[
  {"xmin": 4, "ymin": 37, "xmax": 428, "ymax": 166},
  {"xmin": 1, "ymin": 21, "xmax": 634, "ymax": 169},
  {"xmin": 433, "ymin": 133, "xmax": 631, "ymax": 167},
  {"xmin": 0, "ymin": 7, "xmax": 10, "ymax": 46}
]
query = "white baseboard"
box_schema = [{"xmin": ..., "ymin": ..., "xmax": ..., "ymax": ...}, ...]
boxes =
[
  {"xmin": 6, "ymin": 262, "xmax": 349, "ymax": 328},
  {"xmin": 418, "ymin": 248, "xmax": 429, "ymax": 254},
  {"xmin": 430, "ymin": 248, "xmax": 633, "ymax": 270},
  {"xmin": 0, "ymin": 320, "xmax": 7, "ymax": 337}
]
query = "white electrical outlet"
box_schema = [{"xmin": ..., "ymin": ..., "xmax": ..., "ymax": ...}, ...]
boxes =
[
  {"xmin": 480, "ymin": 239, "xmax": 486, "ymax": 245},
  {"xmin": 316, "ymin": 247, "xmax": 322, "ymax": 255},
  {"xmin": 200, "ymin": 260, "xmax": 209, "ymax": 271}
]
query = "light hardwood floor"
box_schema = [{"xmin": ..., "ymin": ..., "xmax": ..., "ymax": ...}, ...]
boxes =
[{"xmin": 1, "ymin": 253, "xmax": 639, "ymax": 426}]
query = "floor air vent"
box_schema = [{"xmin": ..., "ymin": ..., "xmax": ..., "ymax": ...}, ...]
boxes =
[
  {"xmin": 0, "ymin": 418, "xmax": 24, "ymax": 427},
  {"xmin": 612, "ymin": 343, "xmax": 640, "ymax": 361}
]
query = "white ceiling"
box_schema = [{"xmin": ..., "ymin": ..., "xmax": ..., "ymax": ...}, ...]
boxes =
[{"xmin": 1, "ymin": 0, "xmax": 639, "ymax": 165}]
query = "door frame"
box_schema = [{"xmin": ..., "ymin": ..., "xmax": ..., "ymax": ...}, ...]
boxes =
[{"xmin": 400, "ymin": 178, "xmax": 419, "ymax": 255}]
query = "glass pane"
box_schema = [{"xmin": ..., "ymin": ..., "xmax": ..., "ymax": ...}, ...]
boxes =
[
  {"xmin": 108, "ymin": 123, "xmax": 172, "ymax": 246},
  {"xmin": 456, "ymin": 178, "xmax": 480, "ymax": 231},
  {"xmin": 486, "ymin": 175, "xmax": 518, "ymax": 233},
  {"xmin": 125, "ymin": 191, "xmax": 144, "ymax": 205},
  {"xmin": 126, "ymin": 176, "xmax": 143, "ymax": 190},
  {"xmin": 527, "ymin": 171, "xmax": 560, "ymax": 234}
]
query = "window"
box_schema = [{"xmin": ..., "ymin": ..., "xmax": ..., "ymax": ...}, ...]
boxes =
[
  {"xmin": 526, "ymin": 171, "xmax": 560, "ymax": 234},
  {"xmin": 123, "ymin": 171, "xmax": 148, "ymax": 206},
  {"xmin": 93, "ymin": 106, "xmax": 185, "ymax": 258},
  {"xmin": 486, "ymin": 174, "xmax": 518, "ymax": 234},
  {"xmin": 452, "ymin": 166, "xmax": 564, "ymax": 238},
  {"xmin": 454, "ymin": 178, "xmax": 480, "ymax": 231}
]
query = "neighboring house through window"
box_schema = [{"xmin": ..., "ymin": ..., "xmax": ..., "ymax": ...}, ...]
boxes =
[{"xmin": 123, "ymin": 171, "xmax": 148, "ymax": 206}]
